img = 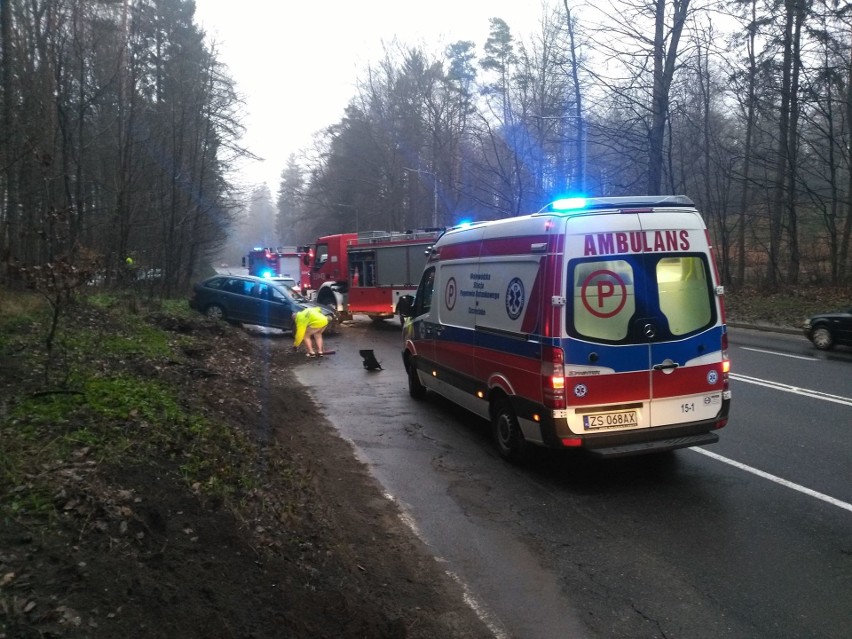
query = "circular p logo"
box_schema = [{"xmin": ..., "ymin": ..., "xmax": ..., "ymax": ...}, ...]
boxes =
[
  {"xmin": 445, "ymin": 277, "xmax": 457, "ymax": 310},
  {"xmin": 581, "ymin": 270, "xmax": 627, "ymax": 319}
]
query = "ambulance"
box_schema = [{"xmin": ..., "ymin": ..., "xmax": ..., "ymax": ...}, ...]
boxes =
[{"xmin": 398, "ymin": 195, "xmax": 731, "ymax": 462}]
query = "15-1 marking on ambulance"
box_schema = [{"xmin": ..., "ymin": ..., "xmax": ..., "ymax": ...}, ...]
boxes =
[{"xmin": 581, "ymin": 270, "xmax": 627, "ymax": 318}]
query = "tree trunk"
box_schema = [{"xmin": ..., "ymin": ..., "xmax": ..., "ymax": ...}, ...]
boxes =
[
  {"xmin": 736, "ymin": 0, "xmax": 759, "ymax": 286},
  {"xmin": 564, "ymin": 2, "xmax": 585, "ymax": 193},
  {"xmin": 648, "ymin": 0, "xmax": 690, "ymax": 195},
  {"xmin": 785, "ymin": 1, "xmax": 805, "ymax": 285},
  {"xmin": 839, "ymin": 34, "xmax": 852, "ymax": 281},
  {"xmin": 767, "ymin": 0, "xmax": 796, "ymax": 288}
]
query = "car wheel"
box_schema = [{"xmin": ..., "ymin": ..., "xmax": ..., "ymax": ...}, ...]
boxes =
[
  {"xmin": 205, "ymin": 304, "xmax": 226, "ymax": 322},
  {"xmin": 812, "ymin": 326, "xmax": 834, "ymax": 350},
  {"xmin": 492, "ymin": 398, "xmax": 529, "ymax": 463},
  {"xmin": 407, "ymin": 359, "xmax": 427, "ymax": 400}
]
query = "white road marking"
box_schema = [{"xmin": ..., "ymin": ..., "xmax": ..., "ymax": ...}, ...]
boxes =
[
  {"xmin": 730, "ymin": 373, "xmax": 852, "ymax": 407},
  {"xmin": 740, "ymin": 346, "xmax": 817, "ymax": 361},
  {"xmin": 383, "ymin": 491, "xmax": 509, "ymax": 638},
  {"xmin": 692, "ymin": 448, "xmax": 852, "ymax": 514}
]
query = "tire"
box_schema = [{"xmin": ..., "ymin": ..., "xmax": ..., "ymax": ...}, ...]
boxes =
[
  {"xmin": 811, "ymin": 326, "xmax": 834, "ymax": 350},
  {"xmin": 317, "ymin": 291, "xmax": 336, "ymax": 309},
  {"xmin": 205, "ymin": 304, "xmax": 226, "ymax": 322},
  {"xmin": 492, "ymin": 398, "xmax": 529, "ymax": 463},
  {"xmin": 407, "ymin": 358, "xmax": 427, "ymax": 400}
]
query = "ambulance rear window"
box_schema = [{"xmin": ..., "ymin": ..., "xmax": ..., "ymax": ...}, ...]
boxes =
[
  {"xmin": 656, "ymin": 256, "xmax": 711, "ymax": 335},
  {"xmin": 568, "ymin": 254, "xmax": 715, "ymax": 343},
  {"xmin": 571, "ymin": 259, "xmax": 635, "ymax": 341}
]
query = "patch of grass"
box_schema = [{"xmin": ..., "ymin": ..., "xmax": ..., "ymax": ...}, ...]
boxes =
[
  {"xmin": 0, "ymin": 293, "xmax": 47, "ymax": 351},
  {"xmin": 86, "ymin": 375, "xmax": 183, "ymax": 422},
  {"xmin": 0, "ymin": 289, "xmax": 47, "ymax": 318},
  {"xmin": 1, "ymin": 290, "xmax": 264, "ymax": 519},
  {"xmin": 179, "ymin": 419, "xmax": 259, "ymax": 500},
  {"xmin": 159, "ymin": 297, "xmax": 196, "ymax": 318},
  {"xmin": 6, "ymin": 489, "xmax": 56, "ymax": 519}
]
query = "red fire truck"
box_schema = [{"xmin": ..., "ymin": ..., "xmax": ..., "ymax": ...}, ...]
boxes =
[
  {"xmin": 303, "ymin": 229, "xmax": 443, "ymax": 321},
  {"xmin": 242, "ymin": 247, "xmax": 310, "ymax": 293}
]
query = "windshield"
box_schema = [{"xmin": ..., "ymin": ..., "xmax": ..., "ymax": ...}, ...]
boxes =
[{"xmin": 270, "ymin": 284, "xmax": 296, "ymax": 303}]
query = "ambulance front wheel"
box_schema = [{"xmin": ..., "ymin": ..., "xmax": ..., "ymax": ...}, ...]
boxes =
[
  {"xmin": 492, "ymin": 398, "xmax": 530, "ymax": 464},
  {"xmin": 407, "ymin": 360, "xmax": 427, "ymax": 400}
]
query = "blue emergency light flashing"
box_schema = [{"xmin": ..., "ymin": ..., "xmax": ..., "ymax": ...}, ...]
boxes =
[
  {"xmin": 455, "ymin": 219, "xmax": 474, "ymax": 229},
  {"xmin": 260, "ymin": 269, "xmax": 274, "ymax": 279},
  {"xmin": 549, "ymin": 197, "xmax": 588, "ymax": 211}
]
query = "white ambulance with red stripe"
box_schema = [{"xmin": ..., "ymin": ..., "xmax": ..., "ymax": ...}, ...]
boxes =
[{"xmin": 398, "ymin": 195, "xmax": 731, "ymax": 462}]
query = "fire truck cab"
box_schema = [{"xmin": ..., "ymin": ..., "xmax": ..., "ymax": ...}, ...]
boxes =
[
  {"xmin": 243, "ymin": 247, "xmax": 310, "ymax": 293},
  {"xmin": 304, "ymin": 229, "xmax": 442, "ymax": 321}
]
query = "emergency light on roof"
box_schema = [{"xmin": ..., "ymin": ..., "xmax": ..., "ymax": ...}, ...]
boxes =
[
  {"xmin": 550, "ymin": 197, "xmax": 588, "ymax": 211},
  {"xmin": 260, "ymin": 270, "xmax": 274, "ymax": 279},
  {"xmin": 543, "ymin": 194, "xmax": 695, "ymax": 213}
]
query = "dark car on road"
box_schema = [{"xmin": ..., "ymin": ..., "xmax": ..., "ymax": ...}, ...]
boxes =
[
  {"xmin": 803, "ymin": 307, "xmax": 852, "ymax": 350},
  {"xmin": 189, "ymin": 274, "xmax": 337, "ymax": 333}
]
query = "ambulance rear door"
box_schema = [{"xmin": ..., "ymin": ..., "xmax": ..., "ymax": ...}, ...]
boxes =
[
  {"xmin": 639, "ymin": 211, "xmax": 725, "ymax": 428},
  {"xmin": 563, "ymin": 210, "xmax": 724, "ymax": 435}
]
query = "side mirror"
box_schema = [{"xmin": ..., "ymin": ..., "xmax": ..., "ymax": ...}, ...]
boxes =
[{"xmin": 397, "ymin": 295, "xmax": 415, "ymax": 318}]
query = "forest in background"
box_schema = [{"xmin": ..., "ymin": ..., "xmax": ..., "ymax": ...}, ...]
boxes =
[{"xmin": 2, "ymin": 0, "xmax": 851, "ymax": 294}]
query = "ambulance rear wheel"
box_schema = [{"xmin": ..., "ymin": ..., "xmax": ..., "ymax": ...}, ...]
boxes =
[
  {"xmin": 407, "ymin": 360, "xmax": 427, "ymax": 400},
  {"xmin": 492, "ymin": 398, "xmax": 529, "ymax": 463}
]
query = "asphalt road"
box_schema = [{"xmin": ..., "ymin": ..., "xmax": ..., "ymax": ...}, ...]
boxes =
[{"xmin": 294, "ymin": 319, "xmax": 852, "ymax": 639}]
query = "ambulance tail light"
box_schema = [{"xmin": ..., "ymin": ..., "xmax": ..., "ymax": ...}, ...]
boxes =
[
  {"xmin": 717, "ymin": 331, "xmax": 730, "ymax": 430},
  {"xmin": 542, "ymin": 346, "xmax": 566, "ymax": 409}
]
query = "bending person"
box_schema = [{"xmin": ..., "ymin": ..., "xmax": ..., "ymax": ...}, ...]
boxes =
[{"xmin": 293, "ymin": 306, "xmax": 329, "ymax": 357}]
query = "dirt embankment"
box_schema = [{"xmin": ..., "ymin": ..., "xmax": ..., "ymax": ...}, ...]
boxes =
[{"xmin": 0, "ymin": 305, "xmax": 493, "ymax": 639}]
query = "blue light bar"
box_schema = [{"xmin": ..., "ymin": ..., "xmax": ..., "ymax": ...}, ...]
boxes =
[{"xmin": 550, "ymin": 197, "xmax": 587, "ymax": 211}]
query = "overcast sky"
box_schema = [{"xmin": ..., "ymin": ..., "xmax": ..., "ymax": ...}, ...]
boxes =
[{"xmin": 193, "ymin": 0, "xmax": 547, "ymax": 195}]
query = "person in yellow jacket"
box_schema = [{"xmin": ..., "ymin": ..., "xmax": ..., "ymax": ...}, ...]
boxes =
[{"xmin": 293, "ymin": 306, "xmax": 329, "ymax": 357}]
